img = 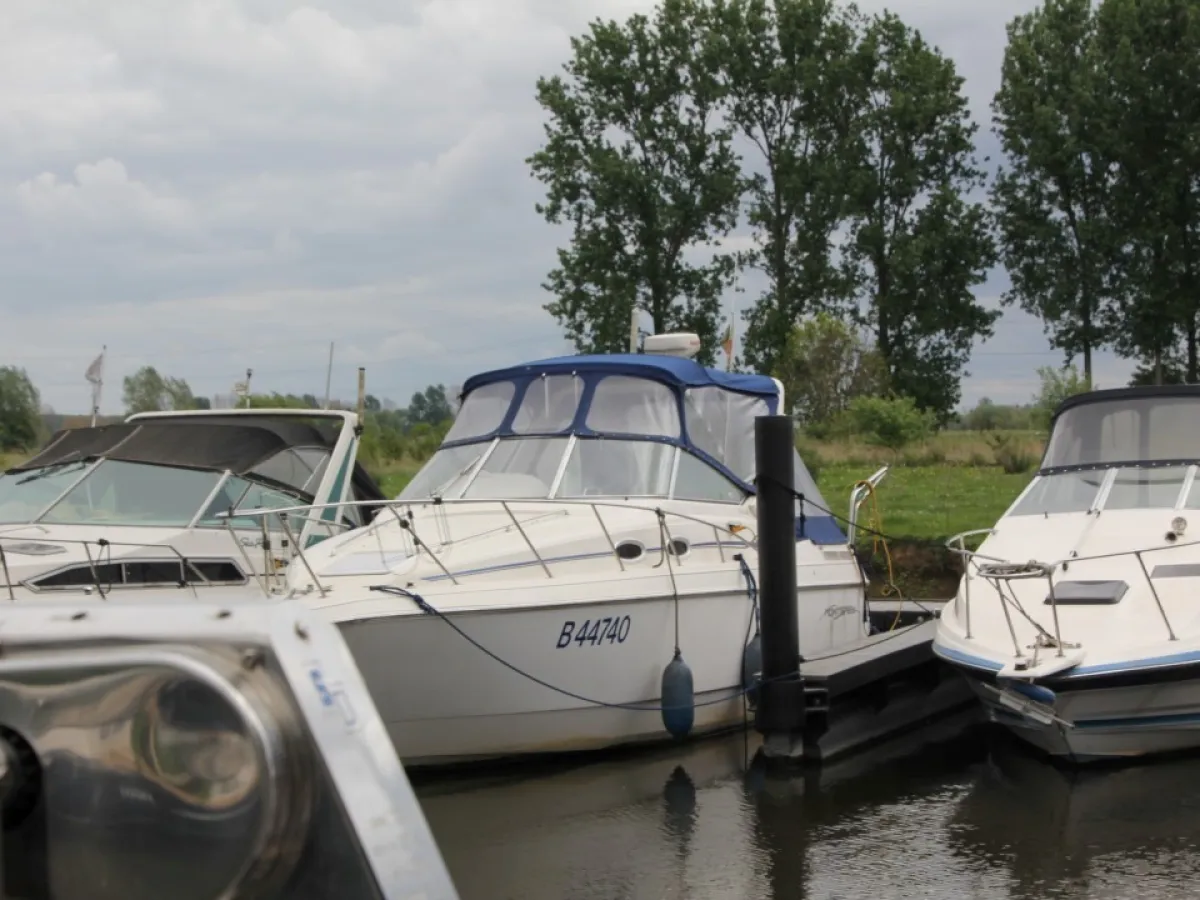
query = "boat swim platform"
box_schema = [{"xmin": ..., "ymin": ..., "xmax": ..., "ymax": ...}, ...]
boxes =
[{"xmin": 768, "ymin": 603, "xmax": 974, "ymax": 767}]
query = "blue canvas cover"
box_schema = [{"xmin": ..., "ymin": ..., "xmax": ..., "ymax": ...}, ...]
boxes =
[{"xmin": 449, "ymin": 353, "xmax": 845, "ymax": 545}]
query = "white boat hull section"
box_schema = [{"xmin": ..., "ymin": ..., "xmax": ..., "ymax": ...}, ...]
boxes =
[
  {"xmin": 340, "ymin": 595, "xmax": 739, "ymax": 763},
  {"xmin": 293, "ymin": 500, "xmax": 866, "ymax": 766},
  {"xmin": 965, "ymin": 673, "xmax": 1200, "ymax": 760},
  {"xmin": 936, "ymin": 510, "xmax": 1200, "ymax": 761},
  {"xmin": 337, "ymin": 583, "xmax": 858, "ymax": 766}
]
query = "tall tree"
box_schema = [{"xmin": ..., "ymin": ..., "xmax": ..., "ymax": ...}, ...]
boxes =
[
  {"xmin": 408, "ymin": 385, "xmax": 453, "ymax": 426},
  {"xmin": 842, "ymin": 12, "xmax": 999, "ymax": 420},
  {"xmin": 122, "ymin": 366, "xmax": 196, "ymax": 414},
  {"xmin": 774, "ymin": 312, "xmax": 888, "ymax": 428},
  {"xmin": 1097, "ymin": 0, "xmax": 1200, "ymax": 380},
  {"xmin": 992, "ymin": 0, "xmax": 1116, "ymax": 383},
  {"xmin": 0, "ymin": 367, "xmax": 41, "ymax": 452},
  {"xmin": 527, "ymin": 0, "xmax": 742, "ymax": 364},
  {"xmin": 711, "ymin": 0, "xmax": 861, "ymax": 371}
]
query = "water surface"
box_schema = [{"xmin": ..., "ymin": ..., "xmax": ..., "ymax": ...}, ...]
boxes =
[{"xmin": 415, "ymin": 719, "xmax": 1199, "ymax": 899}]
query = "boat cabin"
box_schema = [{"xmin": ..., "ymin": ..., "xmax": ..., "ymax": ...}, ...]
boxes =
[
  {"xmin": 1006, "ymin": 385, "xmax": 1200, "ymax": 517},
  {"xmin": 0, "ymin": 414, "xmax": 385, "ymax": 533},
  {"xmin": 397, "ymin": 352, "xmax": 845, "ymax": 543}
]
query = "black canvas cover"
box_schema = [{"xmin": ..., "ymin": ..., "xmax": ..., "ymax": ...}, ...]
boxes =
[{"xmin": 8, "ymin": 418, "xmax": 387, "ymax": 507}]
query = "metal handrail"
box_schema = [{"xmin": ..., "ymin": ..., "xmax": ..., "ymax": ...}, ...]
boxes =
[
  {"xmin": 0, "ymin": 497, "xmax": 764, "ymax": 601},
  {"xmin": 944, "ymin": 527, "xmax": 1193, "ymax": 649},
  {"xmin": 847, "ymin": 466, "xmax": 890, "ymax": 545},
  {"xmin": 0, "ymin": 535, "xmax": 223, "ymax": 600},
  {"xmin": 212, "ymin": 496, "xmax": 760, "ymax": 592}
]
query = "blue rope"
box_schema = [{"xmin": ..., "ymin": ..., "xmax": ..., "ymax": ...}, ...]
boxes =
[
  {"xmin": 735, "ymin": 553, "xmax": 760, "ymax": 634},
  {"xmin": 367, "ymin": 584, "xmax": 785, "ymax": 713}
]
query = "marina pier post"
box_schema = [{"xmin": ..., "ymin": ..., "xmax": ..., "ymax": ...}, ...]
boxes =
[{"xmin": 753, "ymin": 414, "xmax": 808, "ymax": 762}]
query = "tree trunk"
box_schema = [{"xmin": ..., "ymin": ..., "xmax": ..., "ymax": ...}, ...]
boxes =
[{"xmin": 1188, "ymin": 313, "xmax": 1198, "ymax": 383}]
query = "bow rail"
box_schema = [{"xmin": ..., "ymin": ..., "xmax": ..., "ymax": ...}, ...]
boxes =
[{"xmin": 944, "ymin": 528, "xmax": 1199, "ymax": 657}]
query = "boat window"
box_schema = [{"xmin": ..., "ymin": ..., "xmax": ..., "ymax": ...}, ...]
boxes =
[
  {"xmin": 683, "ymin": 387, "xmax": 768, "ymax": 480},
  {"xmin": 556, "ymin": 439, "xmax": 675, "ymax": 498},
  {"xmin": 672, "ymin": 451, "xmax": 745, "ymax": 503},
  {"xmin": 1008, "ymin": 471, "xmax": 1105, "ymax": 516},
  {"xmin": 195, "ymin": 476, "xmax": 308, "ymax": 533},
  {"xmin": 444, "ymin": 382, "xmax": 515, "ymax": 442},
  {"xmin": 250, "ymin": 447, "xmax": 331, "ymax": 495},
  {"xmin": 462, "ymin": 438, "xmax": 570, "ymax": 499},
  {"xmin": 512, "ymin": 375, "xmax": 583, "ymax": 434},
  {"xmin": 0, "ymin": 461, "xmax": 93, "ymax": 524},
  {"xmin": 396, "ymin": 443, "xmax": 491, "ymax": 500},
  {"xmin": 1043, "ymin": 395, "xmax": 1200, "ymax": 468},
  {"xmin": 40, "ymin": 460, "xmax": 222, "ymax": 527},
  {"xmin": 1103, "ymin": 466, "xmax": 1189, "ymax": 510},
  {"xmin": 586, "ymin": 376, "xmax": 681, "ymax": 438}
]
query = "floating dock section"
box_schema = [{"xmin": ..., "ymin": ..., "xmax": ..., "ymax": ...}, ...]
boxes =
[{"xmin": 752, "ymin": 415, "xmax": 973, "ymax": 767}]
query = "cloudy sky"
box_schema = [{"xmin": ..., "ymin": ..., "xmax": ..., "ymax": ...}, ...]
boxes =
[{"xmin": 0, "ymin": 0, "xmax": 1134, "ymax": 415}]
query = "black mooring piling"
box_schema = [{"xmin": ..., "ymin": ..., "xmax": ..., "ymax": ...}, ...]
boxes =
[{"xmin": 753, "ymin": 415, "xmax": 807, "ymax": 761}]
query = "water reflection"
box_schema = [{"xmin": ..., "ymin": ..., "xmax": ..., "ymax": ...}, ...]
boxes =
[
  {"xmin": 415, "ymin": 722, "xmax": 1200, "ymax": 899},
  {"xmin": 948, "ymin": 734, "xmax": 1200, "ymax": 899}
]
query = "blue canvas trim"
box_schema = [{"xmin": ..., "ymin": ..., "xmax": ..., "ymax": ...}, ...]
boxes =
[
  {"xmin": 796, "ymin": 515, "xmax": 846, "ymax": 545},
  {"xmin": 462, "ymin": 353, "xmax": 778, "ymax": 398}
]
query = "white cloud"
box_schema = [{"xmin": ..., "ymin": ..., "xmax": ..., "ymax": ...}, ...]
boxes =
[
  {"xmin": 15, "ymin": 158, "xmax": 193, "ymax": 233},
  {"xmin": 0, "ymin": 0, "xmax": 1081, "ymax": 417}
]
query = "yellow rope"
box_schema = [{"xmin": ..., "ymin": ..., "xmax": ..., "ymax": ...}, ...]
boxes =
[{"xmin": 853, "ymin": 478, "xmax": 907, "ymax": 631}]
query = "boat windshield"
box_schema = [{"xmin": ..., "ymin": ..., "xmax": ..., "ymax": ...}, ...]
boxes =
[
  {"xmin": 0, "ymin": 457, "xmax": 320, "ymax": 529},
  {"xmin": 1043, "ymin": 394, "xmax": 1200, "ymax": 468},
  {"xmin": 397, "ymin": 437, "xmax": 747, "ymax": 504},
  {"xmin": 1008, "ymin": 464, "xmax": 1200, "ymax": 517},
  {"xmin": 0, "ymin": 461, "xmax": 94, "ymax": 524}
]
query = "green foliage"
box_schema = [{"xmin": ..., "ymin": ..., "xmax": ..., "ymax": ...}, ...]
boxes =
[
  {"xmin": 991, "ymin": 0, "xmax": 1117, "ymax": 383},
  {"xmin": 0, "ymin": 367, "xmax": 41, "ymax": 452},
  {"xmin": 122, "ymin": 366, "xmax": 197, "ymax": 413},
  {"xmin": 957, "ymin": 398, "xmax": 1039, "ymax": 432},
  {"xmin": 842, "ymin": 12, "xmax": 999, "ymax": 422},
  {"xmin": 243, "ymin": 392, "xmax": 314, "ymax": 409},
  {"xmin": 407, "ymin": 385, "xmax": 452, "ymax": 426},
  {"xmin": 1032, "ymin": 364, "xmax": 1091, "ymax": 427},
  {"xmin": 1095, "ymin": 0, "xmax": 1200, "ymax": 379},
  {"xmin": 987, "ymin": 432, "xmax": 1038, "ymax": 474},
  {"xmin": 712, "ymin": 0, "xmax": 860, "ymax": 371},
  {"xmin": 836, "ymin": 395, "xmax": 936, "ymax": 451},
  {"xmin": 1128, "ymin": 356, "xmax": 1188, "ymax": 386},
  {"xmin": 774, "ymin": 312, "xmax": 887, "ymax": 429},
  {"xmin": 527, "ymin": 0, "xmax": 742, "ymax": 363}
]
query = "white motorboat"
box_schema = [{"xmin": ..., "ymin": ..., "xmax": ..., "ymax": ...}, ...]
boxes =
[
  {"xmin": 0, "ymin": 408, "xmax": 385, "ymax": 598},
  {"xmin": 234, "ymin": 334, "xmax": 888, "ymax": 767},
  {"xmin": 934, "ymin": 385, "xmax": 1200, "ymax": 762}
]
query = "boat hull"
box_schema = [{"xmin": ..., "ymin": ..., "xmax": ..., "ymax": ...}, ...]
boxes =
[
  {"xmin": 335, "ymin": 589, "xmax": 787, "ymax": 767},
  {"xmin": 960, "ymin": 668, "xmax": 1200, "ymax": 762}
]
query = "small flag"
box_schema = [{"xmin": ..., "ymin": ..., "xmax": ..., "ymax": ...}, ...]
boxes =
[
  {"xmin": 721, "ymin": 321, "xmax": 734, "ymax": 360},
  {"xmin": 84, "ymin": 351, "xmax": 104, "ymax": 385}
]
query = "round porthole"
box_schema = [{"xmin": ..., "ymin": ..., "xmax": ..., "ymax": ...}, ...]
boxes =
[
  {"xmin": 668, "ymin": 538, "xmax": 690, "ymax": 558},
  {"xmin": 616, "ymin": 541, "xmax": 645, "ymax": 561}
]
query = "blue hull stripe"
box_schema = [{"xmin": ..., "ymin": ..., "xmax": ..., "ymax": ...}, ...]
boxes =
[{"xmin": 935, "ymin": 640, "xmax": 1200, "ymax": 681}]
